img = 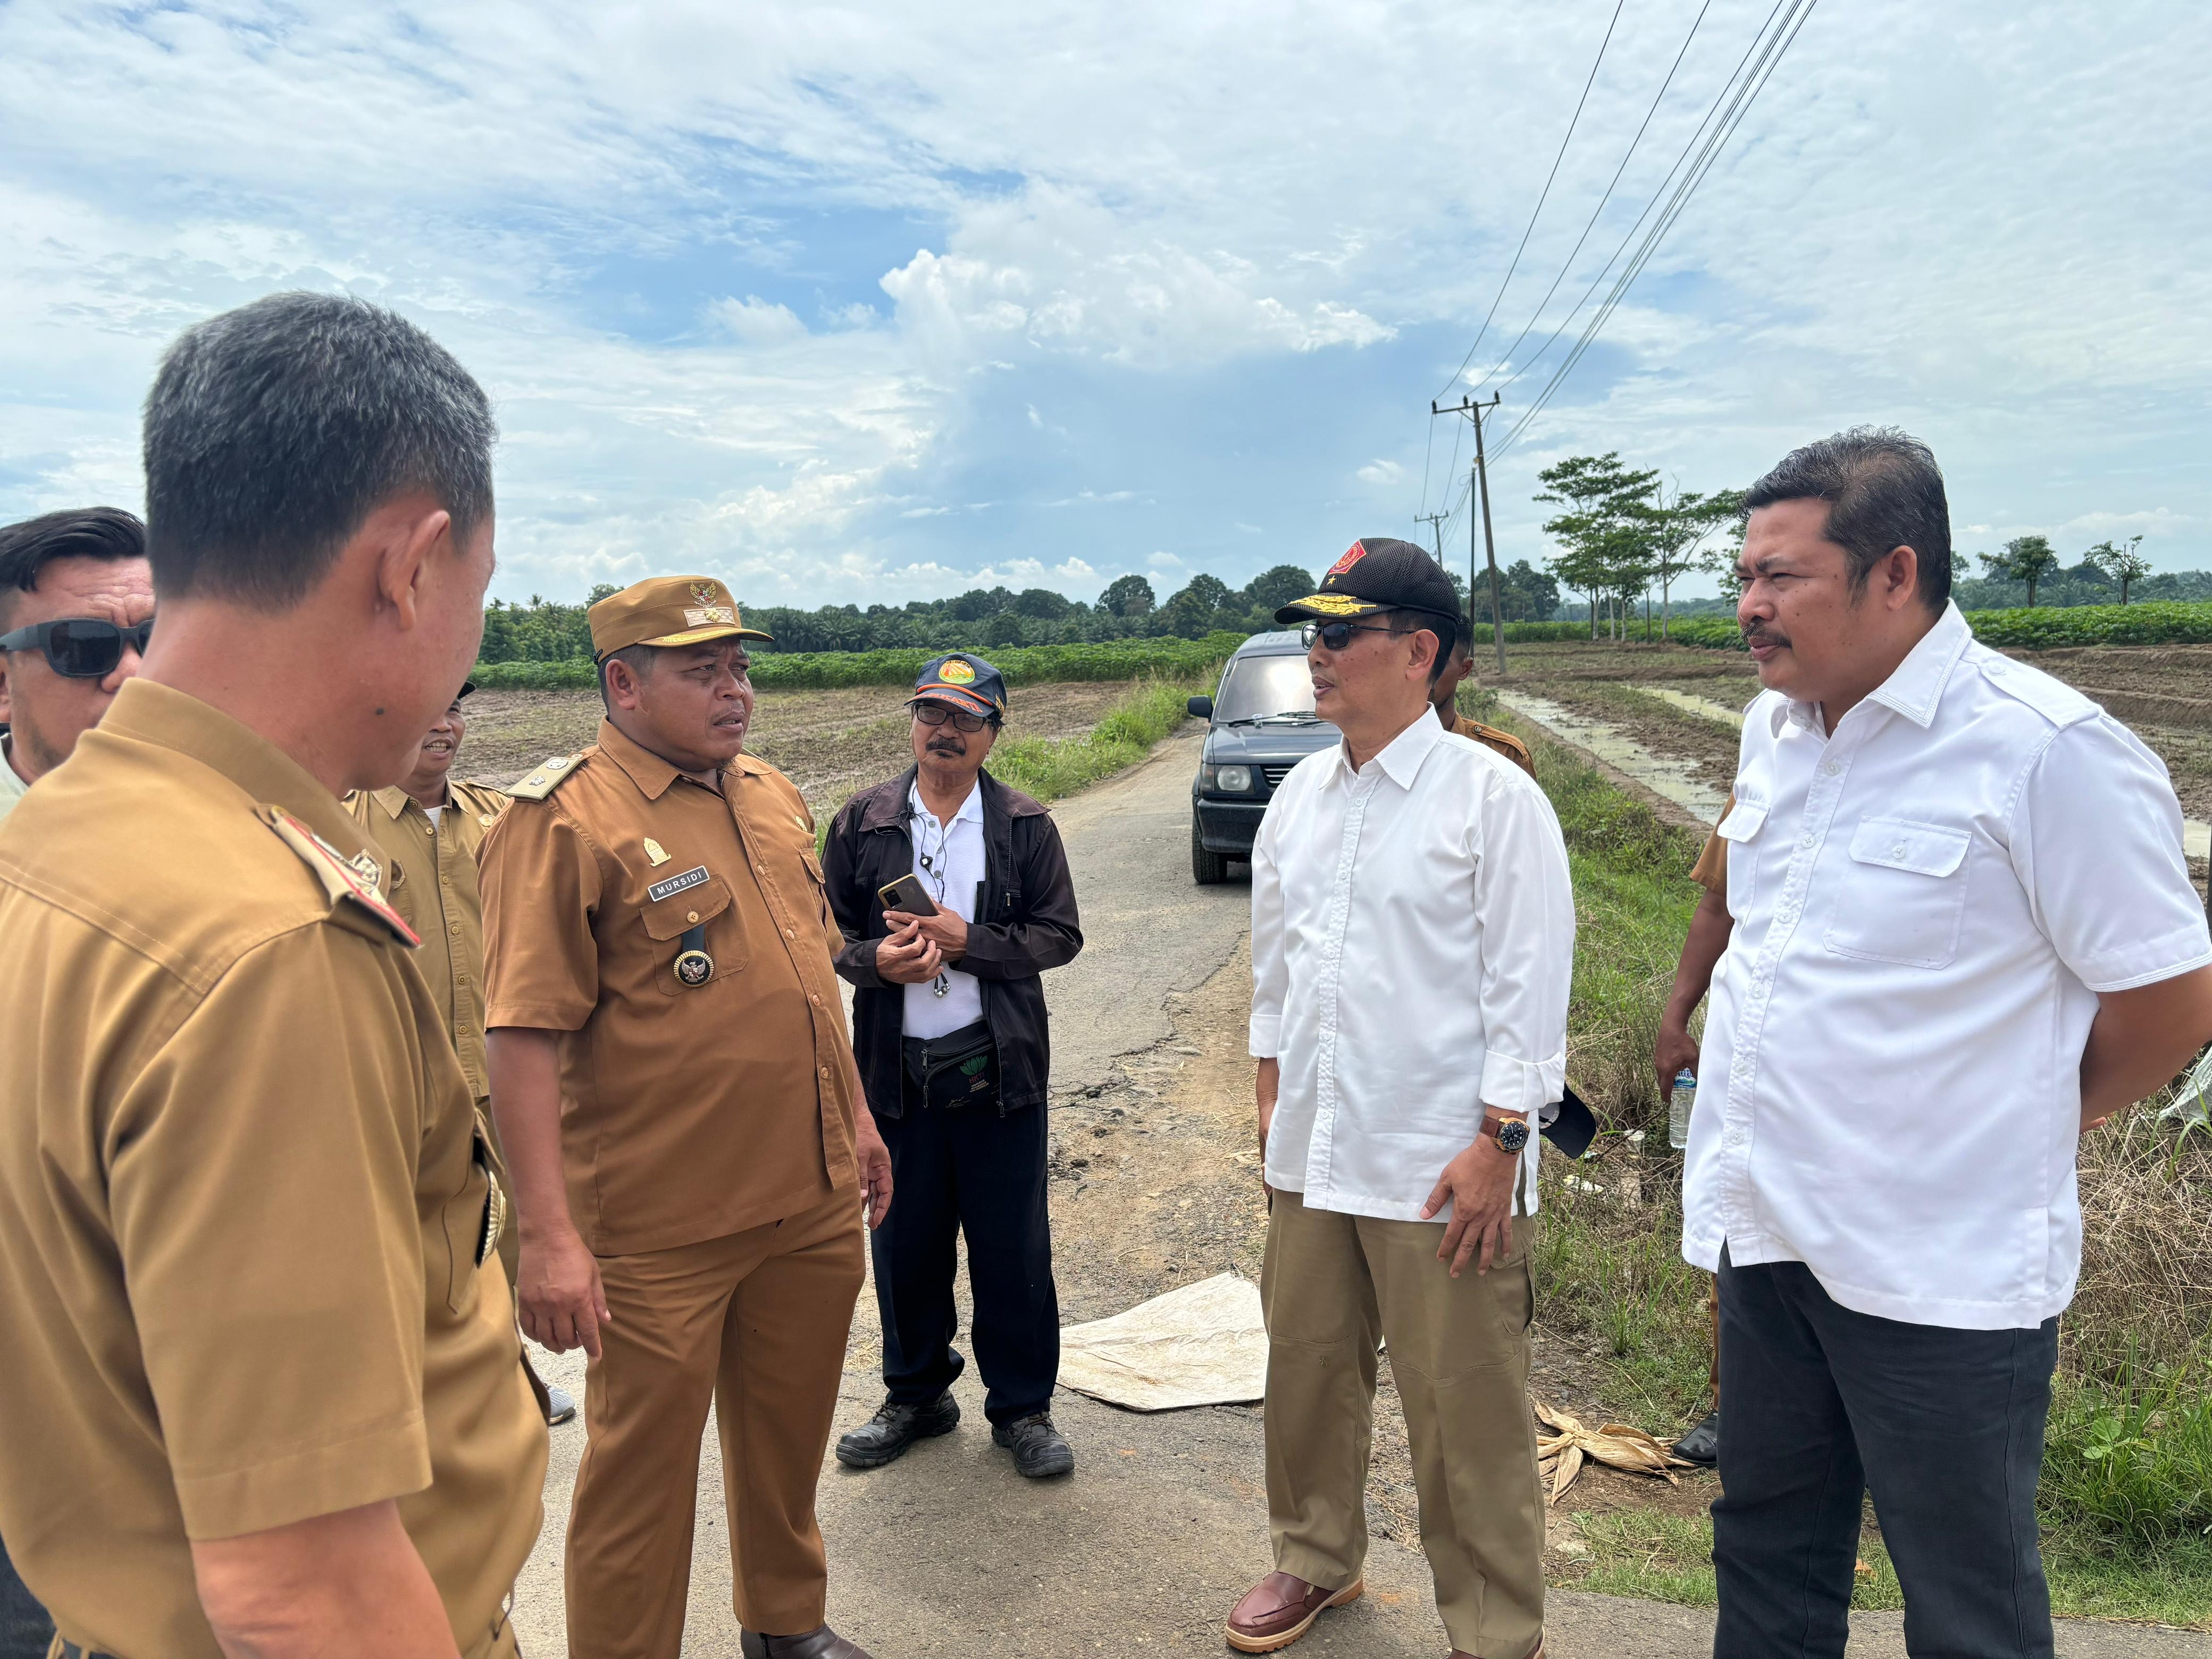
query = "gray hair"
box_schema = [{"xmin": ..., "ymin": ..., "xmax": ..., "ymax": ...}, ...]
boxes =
[
  {"xmin": 142, "ymin": 292, "xmax": 495, "ymax": 610},
  {"xmin": 1744, "ymin": 426, "xmax": 1951, "ymax": 613}
]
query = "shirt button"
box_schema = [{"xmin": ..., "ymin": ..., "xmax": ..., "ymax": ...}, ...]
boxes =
[
  {"xmin": 1728, "ymin": 1127, "xmax": 1747, "ymax": 1146},
  {"xmin": 785, "ymin": 928, "xmax": 795, "ymax": 939},
  {"xmin": 1891, "ymin": 843, "xmax": 1907, "ymax": 858},
  {"xmin": 686, "ymin": 910, "xmax": 700, "ymax": 924},
  {"xmin": 1821, "ymin": 759, "xmax": 1840, "ymax": 776},
  {"xmin": 1800, "ymin": 833, "xmax": 1816, "ymax": 848},
  {"xmin": 819, "ymin": 1066, "xmax": 831, "ymax": 1078},
  {"xmin": 449, "ymin": 922, "xmax": 461, "ymax": 935},
  {"xmin": 809, "ymin": 993, "xmax": 822, "ymax": 1005}
]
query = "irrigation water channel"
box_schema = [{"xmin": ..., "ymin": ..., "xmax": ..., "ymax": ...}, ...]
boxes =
[{"xmin": 1501, "ymin": 686, "xmax": 2212, "ymax": 860}]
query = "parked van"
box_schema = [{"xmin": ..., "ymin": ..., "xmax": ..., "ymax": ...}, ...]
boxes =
[{"xmin": 1184, "ymin": 631, "xmax": 1336, "ymax": 883}]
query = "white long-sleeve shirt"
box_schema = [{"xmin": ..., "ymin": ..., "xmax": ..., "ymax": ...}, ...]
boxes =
[
  {"xmin": 1250, "ymin": 712, "xmax": 1574, "ymax": 1221},
  {"xmin": 1687, "ymin": 601, "xmax": 2212, "ymax": 1328}
]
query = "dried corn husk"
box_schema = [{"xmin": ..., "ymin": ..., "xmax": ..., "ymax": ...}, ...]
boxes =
[{"xmin": 1533, "ymin": 1400, "xmax": 1690, "ymax": 1503}]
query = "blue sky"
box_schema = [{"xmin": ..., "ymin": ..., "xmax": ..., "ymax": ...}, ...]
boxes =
[{"xmin": 3, "ymin": 1, "xmax": 2208, "ymax": 608}]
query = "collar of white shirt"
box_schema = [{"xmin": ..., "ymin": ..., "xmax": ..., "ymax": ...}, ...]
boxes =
[
  {"xmin": 1774, "ymin": 600, "xmax": 1974, "ymax": 738},
  {"xmin": 1322, "ymin": 707, "xmax": 1443, "ymax": 791},
  {"xmin": 908, "ymin": 775, "xmax": 984, "ymax": 830}
]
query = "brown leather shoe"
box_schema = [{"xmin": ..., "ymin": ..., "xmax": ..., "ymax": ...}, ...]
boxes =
[
  {"xmin": 1224, "ymin": 1571, "xmax": 1363, "ymax": 1653},
  {"xmin": 739, "ymin": 1626, "xmax": 872, "ymax": 1658}
]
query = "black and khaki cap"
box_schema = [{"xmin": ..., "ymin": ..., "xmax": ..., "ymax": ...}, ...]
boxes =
[
  {"xmin": 911, "ymin": 652, "xmax": 1007, "ymax": 720},
  {"xmin": 588, "ymin": 575, "xmax": 774, "ymax": 660},
  {"xmin": 1273, "ymin": 537, "xmax": 1460, "ymax": 628}
]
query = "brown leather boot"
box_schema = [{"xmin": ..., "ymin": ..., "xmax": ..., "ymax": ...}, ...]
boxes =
[{"xmin": 1224, "ymin": 1571, "xmax": 1363, "ymax": 1653}]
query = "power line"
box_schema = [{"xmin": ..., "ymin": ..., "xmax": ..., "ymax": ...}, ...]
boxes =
[
  {"xmin": 1468, "ymin": 0, "xmax": 1715, "ymax": 397},
  {"xmin": 1491, "ymin": 0, "xmax": 1822, "ymax": 460},
  {"xmin": 1432, "ymin": 0, "xmax": 1628, "ymax": 402}
]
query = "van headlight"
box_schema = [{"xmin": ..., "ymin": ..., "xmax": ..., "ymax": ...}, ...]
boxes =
[{"xmin": 1205, "ymin": 765, "xmax": 1253, "ymax": 793}]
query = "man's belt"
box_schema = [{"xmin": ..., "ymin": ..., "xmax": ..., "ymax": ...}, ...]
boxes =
[{"xmin": 61, "ymin": 1642, "xmax": 120, "ymax": 1659}]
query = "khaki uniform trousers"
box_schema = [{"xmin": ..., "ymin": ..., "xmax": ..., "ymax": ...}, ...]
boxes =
[
  {"xmin": 565, "ymin": 1187, "xmax": 865, "ymax": 1658},
  {"xmin": 1261, "ymin": 1189, "xmax": 1544, "ymax": 1659}
]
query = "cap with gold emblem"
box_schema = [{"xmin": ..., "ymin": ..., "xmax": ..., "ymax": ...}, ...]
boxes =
[
  {"xmin": 588, "ymin": 575, "xmax": 775, "ymax": 660},
  {"xmin": 911, "ymin": 651, "xmax": 1007, "ymax": 722},
  {"xmin": 1272, "ymin": 536, "xmax": 1460, "ymax": 628}
]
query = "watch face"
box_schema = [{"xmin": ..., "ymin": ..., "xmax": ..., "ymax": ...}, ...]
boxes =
[{"xmin": 1495, "ymin": 1118, "xmax": 1531, "ymax": 1153}]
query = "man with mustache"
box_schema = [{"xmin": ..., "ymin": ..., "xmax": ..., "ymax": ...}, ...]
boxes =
[
  {"xmin": 479, "ymin": 576, "xmax": 894, "ymax": 1659},
  {"xmin": 1690, "ymin": 428, "xmax": 2212, "ymax": 1658},
  {"xmin": 822, "ymin": 653, "xmax": 1084, "ymax": 1479},
  {"xmin": 346, "ymin": 685, "xmax": 576, "ymax": 1429}
]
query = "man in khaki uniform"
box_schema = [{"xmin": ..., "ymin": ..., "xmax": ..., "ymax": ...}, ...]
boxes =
[
  {"xmin": 347, "ymin": 682, "xmax": 576, "ymax": 1426},
  {"xmin": 1428, "ymin": 618, "xmax": 1536, "ymax": 778},
  {"xmin": 482, "ymin": 576, "xmax": 894, "ymax": 1659},
  {"xmin": 0, "ymin": 292, "xmax": 544, "ymax": 1658}
]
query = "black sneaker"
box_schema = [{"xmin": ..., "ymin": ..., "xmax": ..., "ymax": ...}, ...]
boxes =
[
  {"xmin": 835, "ymin": 1393, "xmax": 960, "ymax": 1469},
  {"xmin": 1673, "ymin": 1409, "xmax": 1720, "ymax": 1468},
  {"xmin": 992, "ymin": 1412, "xmax": 1075, "ymax": 1478}
]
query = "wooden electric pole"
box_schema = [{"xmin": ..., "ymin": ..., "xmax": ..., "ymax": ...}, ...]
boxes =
[
  {"xmin": 1414, "ymin": 510, "xmax": 1450, "ymax": 564},
  {"xmin": 1434, "ymin": 394, "xmax": 1506, "ymax": 677}
]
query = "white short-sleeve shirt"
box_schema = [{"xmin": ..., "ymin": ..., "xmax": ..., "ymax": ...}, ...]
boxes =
[
  {"xmin": 1250, "ymin": 714, "xmax": 1575, "ymax": 1221},
  {"xmin": 1686, "ymin": 601, "xmax": 2212, "ymax": 1328},
  {"xmin": 902, "ymin": 777, "xmax": 987, "ymax": 1040}
]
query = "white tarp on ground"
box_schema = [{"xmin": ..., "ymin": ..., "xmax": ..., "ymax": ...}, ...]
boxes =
[{"xmin": 1058, "ymin": 1271, "xmax": 1268, "ymax": 1411}]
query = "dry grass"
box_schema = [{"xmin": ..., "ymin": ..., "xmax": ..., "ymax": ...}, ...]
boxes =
[{"xmin": 2069, "ymin": 1105, "xmax": 2212, "ymax": 1381}]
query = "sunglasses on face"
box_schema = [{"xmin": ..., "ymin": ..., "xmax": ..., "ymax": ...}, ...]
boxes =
[
  {"xmin": 911, "ymin": 701, "xmax": 994, "ymax": 734},
  {"xmin": 1298, "ymin": 619, "xmax": 1396, "ymax": 652},
  {"xmin": 0, "ymin": 616, "xmax": 155, "ymax": 678}
]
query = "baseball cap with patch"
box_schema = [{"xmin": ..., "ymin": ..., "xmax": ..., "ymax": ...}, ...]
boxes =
[
  {"xmin": 589, "ymin": 575, "xmax": 775, "ymax": 660},
  {"xmin": 911, "ymin": 651, "xmax": 1007, "ymax": 720},
  {"xmin": 1273, "ymin": 537, "xmax": 1460, "ymax": 631}
]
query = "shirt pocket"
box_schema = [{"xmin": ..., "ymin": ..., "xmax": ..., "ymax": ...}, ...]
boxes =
[
  {"xmin": 1715, "ymin": 793, "xmax": 1769, "ymax": 919},
  {"xmin": 1822, "ymin": 816, "xmax": 1973, "ymax": 970},
  {"xmin": 642, "ymin": 875, "xmax": 748, "ymax": 996}
]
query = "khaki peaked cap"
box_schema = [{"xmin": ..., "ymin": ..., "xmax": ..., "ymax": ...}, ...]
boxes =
[{"xmin": 589, "ymin": 575, "xmax": 774, "ymax": 658}]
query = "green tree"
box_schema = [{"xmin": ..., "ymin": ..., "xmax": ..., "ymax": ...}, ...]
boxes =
[
  {"xmin": 1097, "ymin": 573, "xmax": 1156, "ymax": 617},
  {"xmin": 1239, "ymin": 564, "xmax": 1316, "ymax": 615},
  {"xmin": 1013, "ymin": 586, "xmax": 1072, "ymax": 619},
  {"xmin": 1159, "ymin": 573, "xmax": 1234, "ymax": 639},
  {"xmin": 1643, "ymin": 485, "xmax": 1743, "ymax": 641},
  {"xmin": 1535, "ymin": 453, "xmax": 1661, "ymax": 640},
  {"xmin": 984, "ymin": 610, "xmax": 1026, "ymax": 647},
  {"xmin": 2087, "ymin": 535, "xmax": 2152, "ymax": 605},
  {"xmin": 1980, "ymin": 534, "xmax": 2062, "ymax": 607}
]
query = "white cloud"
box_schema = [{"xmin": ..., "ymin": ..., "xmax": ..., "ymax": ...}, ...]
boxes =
[
  {"xmin": 711, "ymin": 296, "xmax": 808, "ymax": 345},
  {"xmin": 1357, "ymin": 459, "xmax": 1405, "ymax": 486}
]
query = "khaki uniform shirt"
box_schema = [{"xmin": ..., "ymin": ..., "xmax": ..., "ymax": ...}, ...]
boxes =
[
  {"xmin": 1691, "ymin": 793, "xmax": 1734, "ymax": 893},
  {"xmin": 0, "ymin": 681, "xmax": 544, "ymax": 1659},
  {"xmin": 0, "ymin": 735, "xmax": 26, "ymax": 823},
  {"xmin": 480, "ymin": 720, "xmax": 860, "ymax": 1258},
  {"xmin": 1447, "ymin": 709, "xmax": 1537, "ymax": 781},
  {"xmin": 346, "ymin": 780, "xmax": 508, "ymax": 1097}
]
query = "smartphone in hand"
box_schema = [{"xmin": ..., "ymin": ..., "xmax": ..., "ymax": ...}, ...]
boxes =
[{"xmin": 876, "ymin": 874, "xmax": 941, "ymax": 917}]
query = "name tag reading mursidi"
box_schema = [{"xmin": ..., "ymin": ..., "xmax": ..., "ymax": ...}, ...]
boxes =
[{"xmin": 647, "ymin": 866, "xmax": 710, "ymax": 903}]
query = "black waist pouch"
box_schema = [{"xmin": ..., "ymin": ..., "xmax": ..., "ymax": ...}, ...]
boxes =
[{"xmin": 903, "ymin": 1020, "xmax": 1002, "ymax": 1111}]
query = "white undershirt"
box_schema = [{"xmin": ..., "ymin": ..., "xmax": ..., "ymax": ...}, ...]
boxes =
[
  {"xmin": 424, "ymin": 805, "xmax": 445, "ymax": 829},
  {"xmin": 902, "ymin": 777, "xmax": 986, "ymax": 1040}
]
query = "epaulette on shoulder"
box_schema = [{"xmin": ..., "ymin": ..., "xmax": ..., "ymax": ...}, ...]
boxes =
[
  {"xmin": 1468, "ymin": 718, "xmax": 1533, "ymax": 764},
  {"xmin": 1979, "ymin": 655, "xmax": 2097, "ymax": 729},
  {"xmin": 505, "ymin": 752, "xmax": 586, "ymax": 801},
  {"xmin": 257, "ymin": 806, "xmax": 419, "ymax": 945}
]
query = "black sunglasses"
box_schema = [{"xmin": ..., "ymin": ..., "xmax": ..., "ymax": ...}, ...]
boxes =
[
  {"xmin": 910, "ymin": 700, "xmax": 995, "ymax": 734},
  {"xmin": 1298, "ymin": 619, "xmax": 1396, "ymax": 652},
  {"xmin": 0, "ymin": 616, "xmax": 155, "ymax": 678}
]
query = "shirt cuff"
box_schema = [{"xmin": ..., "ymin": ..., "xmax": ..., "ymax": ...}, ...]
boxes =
[
  {"xmin": 1249, "ymin": 1012, "xmax": 1281, "ymax": 1060},
  {"xmin": 1480, "ymin": 1046, "xmax": 1564, "ymax": 1118}
]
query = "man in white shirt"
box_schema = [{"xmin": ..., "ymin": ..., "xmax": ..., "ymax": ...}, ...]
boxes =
[
  {"xmin": 1226, "ymin": 540, "xmax": 1572, "ymax": 1659},
  {"xmin": 0, "ymin": 507, "xmax": 154, "ymax": 826},
  {"xmin": 1692, "ymin": 429, "xmax": 2212, "ymax": 1658}
]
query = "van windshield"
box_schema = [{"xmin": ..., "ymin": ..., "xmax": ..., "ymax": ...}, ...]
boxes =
[{"xmin": 1212, "ymin": 653, "xmax": 1318, "ymax": 724}]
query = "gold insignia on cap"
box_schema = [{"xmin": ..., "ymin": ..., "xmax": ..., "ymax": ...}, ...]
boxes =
[
  {"xmin": 939, "ymin": 658, "xmax": 977, "ymax": 684},
  {"xmin": 690, "ymin": 580, "xmax": 718, "ymax": 606},
  {"xmin": 1292, "ymin": 592, "xmax": 1371, "ymax": 617},
  {"xmin": 644, "ymin": 837, "xmax": 672, "ymax": 866}
]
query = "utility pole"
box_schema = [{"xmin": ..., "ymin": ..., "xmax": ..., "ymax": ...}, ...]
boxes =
[
  {"xmin": 1414, "ymin": 510, "xmax": 1449, "ymax": 564},
  {"xmin": 1434, "ymin": 394, "xmax": 1506, "ymax": 677}
]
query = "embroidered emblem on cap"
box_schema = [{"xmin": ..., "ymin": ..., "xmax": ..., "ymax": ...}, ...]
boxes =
[
  {"xmin": 1296, "ymin": 592, "xmax": 1370, "ymax": 616},
  {"xmin": 939, "ymin": 659, "xmax": 977, "ymax": 684},
  {"xmin": 1326, "ymin": 541, "xmax": 1370, "ymax": 580},
  {"xmin": 683, "ymin": 605, "xmax": 737, "ymax": 626},
  {"xmin": 690, "ymin": 580, "xmax": 719, "ymax": 606}
]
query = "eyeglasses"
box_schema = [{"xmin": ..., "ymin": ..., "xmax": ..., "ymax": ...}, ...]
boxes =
[
  {"xmin": 1298, "ymin": 619, "xmax": 1396, "ymax": 652},
  {"xmin": 911, "ymin": 701, "xmax": 994, "ymax": 734},
  {"xmin": 0, "ymin": 616, "xmax": 155, "ymax": 678}
]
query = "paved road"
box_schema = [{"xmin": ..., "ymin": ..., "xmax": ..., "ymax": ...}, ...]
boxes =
[{"xmin": 510, "ymin": 727, "xmax": 2205, "ymax": 1657}]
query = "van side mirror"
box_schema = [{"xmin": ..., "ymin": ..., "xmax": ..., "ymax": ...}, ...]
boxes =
[{"xmin": 1186, "ymin": 695, "xmax": 1214, "ymax": 720}]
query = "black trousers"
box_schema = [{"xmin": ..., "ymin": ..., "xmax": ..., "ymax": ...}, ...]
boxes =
[
  {"xmin": 872, "ymin": 1089, "xmax": 1060, "ymax": 1427},
  {"xmin": 1713, "ymin": 1250, "xmax": 2058, "ymax": 1659}
]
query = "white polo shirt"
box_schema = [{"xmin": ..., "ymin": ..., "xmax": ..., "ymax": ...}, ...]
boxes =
[
  {"xmin": 1686, "ymin": 601, "xmax": 2212, "ymax": 1329},
  {"xmin": 1250, "ymin": 713, "xmax": 1574, "ymax": 1221}
]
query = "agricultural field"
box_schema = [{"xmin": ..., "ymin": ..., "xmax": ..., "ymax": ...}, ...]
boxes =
[
  {"xmin": 1465, "ymin": 635, "xmax": 2212, "ymax": 872},
  {"xmin": 456, "ymin": 678, "xmax": 1143, "ymax": 824}
]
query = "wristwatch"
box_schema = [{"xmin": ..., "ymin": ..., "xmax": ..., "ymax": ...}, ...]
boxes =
[{"xmin": 1484, "ymin": 1112, "xmax": 1532, "ymax": 1154}]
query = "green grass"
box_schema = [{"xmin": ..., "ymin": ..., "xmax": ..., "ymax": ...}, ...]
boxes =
[
  {"xmin": 985, "ymin": 674, "xmax": 1206, "ymax": 805},
  {"xmin": 470, "ymin": 632, "xmax": 1246, "ymax": 691}
]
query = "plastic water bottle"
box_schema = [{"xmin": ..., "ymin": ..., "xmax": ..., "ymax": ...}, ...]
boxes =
[{"xmin": 1669, "ymin": 1068, "xmax": 1697, "ymax": 1150}]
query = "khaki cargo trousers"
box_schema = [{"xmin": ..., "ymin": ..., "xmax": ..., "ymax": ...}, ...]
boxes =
[
  {"xmin": 565, "ymin": 1187, "xmax": 866, "ymax": 1658},
  {"xmin": 1261, "ymin": 1189, "xmax": 1544, "ymax": 1659}
]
